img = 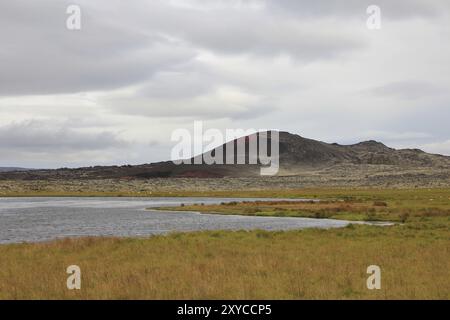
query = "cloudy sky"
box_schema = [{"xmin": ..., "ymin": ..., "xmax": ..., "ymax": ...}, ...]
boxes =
[{"xmin": 1, "ymin": 0, "xmax": 449, "ymax": 168}]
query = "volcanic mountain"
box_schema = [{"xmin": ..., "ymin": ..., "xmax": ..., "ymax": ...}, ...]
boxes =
[{"xmin": 0, "ymin": 131, "xmax": 449, "ymax": 180}]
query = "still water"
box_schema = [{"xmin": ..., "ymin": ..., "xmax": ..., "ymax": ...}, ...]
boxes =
[{"xmin": 0, "ymin": 197, "xmax": 352, "ymax": 244}]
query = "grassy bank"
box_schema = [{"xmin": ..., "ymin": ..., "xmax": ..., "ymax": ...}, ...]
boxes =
[
  {"xmin": 0, "ymin": 223, "xmax": 448, "ymax": 299},
  {"xmin": 0, "ymin": 188, "xmax": 448, "ymax": 299},
  {"xmin": 155, "ymin": 188, "xmax": 450, "ymax": 223}
]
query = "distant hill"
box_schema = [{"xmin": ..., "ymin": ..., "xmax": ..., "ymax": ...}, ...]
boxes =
[
  {"xmin": 0, "ymin": 167, "xmax": 30, "ymax": 172},
  {"xmin": 0, "ymin": 131, "xmax": 449, "ymax": 180}
]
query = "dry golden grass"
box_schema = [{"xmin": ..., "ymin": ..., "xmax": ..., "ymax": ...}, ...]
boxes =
[
  {"xmin": 0, "ymin": 223, "xmax": 449, "ymax": 300},
  {"xmin": 0, "ymin": 188, "xmax": 448, "ymax": 299},
  {"xmin": 156, "ymin": 189, "xmax": 450, "ymax": 223}
]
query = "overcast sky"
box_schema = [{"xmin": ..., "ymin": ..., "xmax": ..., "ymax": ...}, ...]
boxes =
[{"xmin": 1, "ymin": 0, "xmax": 449, "ymax": 168}]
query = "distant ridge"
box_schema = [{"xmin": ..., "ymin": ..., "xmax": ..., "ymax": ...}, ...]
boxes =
[
  {"xmin": 0, "ymin": 131, "xmax": 449, "ymax": 180},
  {"xmin": 0, "ymin": 167, "xmax": 30, "ymax": 172}
]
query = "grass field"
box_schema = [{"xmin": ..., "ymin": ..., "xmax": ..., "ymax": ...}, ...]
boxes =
[
  {"xmin": 156, "ymin": 188, "xmax": 450, "ymax": 222},
  {"xmin": 0, "ymin": 188, "xmax": 449, "ymax": 299}
]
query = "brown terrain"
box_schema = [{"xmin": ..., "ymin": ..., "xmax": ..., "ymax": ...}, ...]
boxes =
[{"xmin": 0, "ymin": 132, "xmax": 449, "ymax": 191}]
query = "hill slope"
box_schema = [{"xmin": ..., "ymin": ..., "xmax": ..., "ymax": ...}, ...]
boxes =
[
  {"xmin": 0, "ymin": 167, "xmax": 30, "ymax": 172},
  {"xmin": 0, "ymin": 131, "xmax": 449, "ymax": 181}
]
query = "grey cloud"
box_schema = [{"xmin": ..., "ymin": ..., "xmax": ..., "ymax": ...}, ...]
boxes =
[
  {"xmin": 100, "ymin": 59, "xmax": 276, "ymax": 120},
  {"xmin": 136, "ymin": 71, "xmax": 214, "ymax": 99},
  {"xmin": 0, "ymin": 120, "xmax": 128, "ymax": 152},
  {"xmin": 1, "ymin": 0, "xmax": 448, "ymax": 97},
  {"xmin": 362, "ymin": 131, "xmax": 432, "ymax": 141},
  {"xmin": 0, "ymin": 0, "xmax": 370, "ymax": 97},
  {"xmin": 181, "ymin": 19, "xmax": 364, "ymax": 60},
  {"xmin": 266, "ymin": 0, "xmax": 449, "ymax": 19},
  {"xmin": 396, "ymin": 103, "xmax": 450, "ymax": 139},
  {"xmin": 138, "ymin": 1, "xmax": 366, "ymax": 60},
  {"xmin": 0, "ymin": 1, "xmax": 196, "ymax": 96},
  {"xmin": 174, "ymin": 0, "xmax": 446, "ymax": 19},
  {"xmin": 103, "ymin": 86, "xmax": 274, "ymax": 120},
  {"xmin": 369, "ymin": 81, "xmax": 447, "ymax": 100},
  {"xmin": 1, "ymin": 0, "xmax": 450, "ymax": 165},
  {"xmin": 420, "ymin": 140, "xmax": 450, "ymax": 156}
]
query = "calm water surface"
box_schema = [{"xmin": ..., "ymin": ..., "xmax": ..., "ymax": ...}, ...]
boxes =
[{"xmin": 0, "ymin": 197, "xmax": 353, "ymax": 244}]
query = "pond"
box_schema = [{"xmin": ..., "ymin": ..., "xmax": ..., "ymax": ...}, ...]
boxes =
[{"xmin": 0, "ymin": 197, "xmax": 353, "ymax": 244}]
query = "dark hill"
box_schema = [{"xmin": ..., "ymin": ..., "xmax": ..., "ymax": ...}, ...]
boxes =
[
  {"xmin": 0, "ymin": 131, "xmax": 449, "ymax": 180},
  {"xmin": 0, "ymin": 167, "xmax": 30, "ymax": 172}
]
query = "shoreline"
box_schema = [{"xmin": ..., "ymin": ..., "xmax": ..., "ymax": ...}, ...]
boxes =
[{"xmin": 0, "ymin": 188, "xmax": 447, "ymax": 299}]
